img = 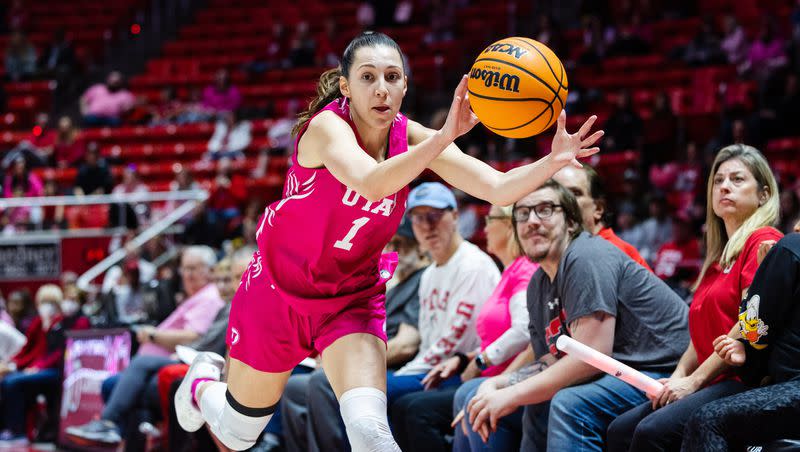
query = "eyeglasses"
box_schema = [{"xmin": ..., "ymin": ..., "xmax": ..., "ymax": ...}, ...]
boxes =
[
  {"xmin": 512, "ymin": 202, "xmax": 562, "ymax": 222},
  {"xmin": 484, "ymin": 215, "xmax": 510, "ymax": 223},
  {"xmin": 179, "ymin": 264, "xmax": 207, "ymax": 274},
  {"xmin": 409, "ymin": 208, "xmax": 450, "ymax": 225}
]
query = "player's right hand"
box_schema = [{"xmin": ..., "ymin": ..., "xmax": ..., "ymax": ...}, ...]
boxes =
[{"xmin": 439, "ymin": 75, "xmax": 480, "ymax": 143}]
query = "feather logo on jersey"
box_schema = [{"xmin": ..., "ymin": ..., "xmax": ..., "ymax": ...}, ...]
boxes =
[
  {"xmin": 245, "ymin": 251, "xmax": 263, "ymax": 291},
  {"xmin": 256, "ymin": 170, "xmax": 317, "ymax": 238}
]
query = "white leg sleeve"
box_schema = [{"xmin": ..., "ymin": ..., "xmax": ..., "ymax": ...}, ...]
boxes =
[
  {"xmin": 198, "ymin": 382, "xmax": 273, "ymax": 451},
  {"xmin": 339, "ymin": 387, "xmax": 401, "ymax": 452}
]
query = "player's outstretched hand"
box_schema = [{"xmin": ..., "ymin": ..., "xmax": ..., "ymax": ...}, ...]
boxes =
[
  {"xmin": 549, "ymin": 111, "xmax": 603, "ymax": 169},
  {"xmin": 440, "ymin": 75, "xmax": 481, "ymax": 143}
]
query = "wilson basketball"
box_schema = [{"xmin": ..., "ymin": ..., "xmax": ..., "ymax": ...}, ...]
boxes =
[{"xmin": 468, "ymin": 37, "xmax": 568, "ymax": 139}]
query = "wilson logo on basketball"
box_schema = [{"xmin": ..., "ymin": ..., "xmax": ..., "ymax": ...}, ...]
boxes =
[
  {"xmin": 482, "ymin": 43, "xmax": 528, "ymax": 59},
  {"xmin": 469, "ymin": 68, "xmax": 520, "ymax": 93}
]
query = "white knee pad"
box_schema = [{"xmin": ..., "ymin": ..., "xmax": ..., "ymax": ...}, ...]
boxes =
[
  {"xmin": 339, "ymin": 387, "xmax": 400, "ymax": 452},
  {"xmin": 199, "ymin": 382, "xmax": 274, "ymax": 451}
]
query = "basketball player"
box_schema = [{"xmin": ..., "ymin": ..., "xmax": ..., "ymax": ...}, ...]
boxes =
[{"xmin": 175, "ymin": 31, "xmax": 603, "ymax": 452}]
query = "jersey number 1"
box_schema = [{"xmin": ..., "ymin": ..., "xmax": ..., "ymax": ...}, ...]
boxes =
[{"xmin": 333, "ymin": 217, "xmax": 370, "ymax": 251}]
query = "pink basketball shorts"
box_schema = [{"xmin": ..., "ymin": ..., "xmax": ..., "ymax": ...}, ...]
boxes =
[{"xmin": 225, "ymin": 268, "xmax": 388, "ymax": 373}]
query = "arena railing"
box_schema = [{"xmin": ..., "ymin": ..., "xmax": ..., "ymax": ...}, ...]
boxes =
[{"xmin": 0, "ymin": 189, "xmax": 208, "ymax": 290}]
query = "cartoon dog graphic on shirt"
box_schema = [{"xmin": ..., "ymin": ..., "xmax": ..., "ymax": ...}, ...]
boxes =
[{"xmin": 739, "ymin": 294, "xmax": 769, "ymax": 349}]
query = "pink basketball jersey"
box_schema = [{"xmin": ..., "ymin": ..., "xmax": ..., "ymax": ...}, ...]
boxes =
[{"xmin": 251, "ymin": 98, "xmax": 409, "ymax": 315}]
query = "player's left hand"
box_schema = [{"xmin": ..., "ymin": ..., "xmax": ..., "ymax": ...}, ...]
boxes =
[
  {"xmin": 468, "ymin": 386, "xmax": 520, "ymax": 441},
  {"xmin": 549, "ymin": 111, "xmax": 603, "ymax": 169}
]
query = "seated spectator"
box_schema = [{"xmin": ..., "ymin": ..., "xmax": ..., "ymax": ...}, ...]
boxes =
[
  {"xmin": 579, "ymin": 15, "xmax": 611, "ymax": 65},
  {"xmin": 652, "ymin": 212, "xmax": 702, "ymax": 298},
  {"xmin": 649, "ymin": 141, "xmax": 704, "ymax": 212},
  {"xmin": 780, "ymin": 189, "xmax": 800, "ymax": 233},
  {"xmin": 110, "ymin": 164, "xmax": 150, "ymax": 230},
  {"xmin": 720, "ymin": 14, "xmax": 748, "ymax": 66},
  {"xmin": 646, "ymin": 91, "xmax": 679, "ymax": 164},
  {"xmin": 206, "ymin": 110, "xmax": 252, "ymax": 161},
  {"xmin": 101, "ymin": 254, "xmax": 157, "ymax": 325},
  {"xmin": 65, "ymin": 246, "xmax": 224, "ymax": 446},
  {"xmin": 1, "ymin": 113, "xmax": 56, "ymax": 168},
  {"xmin": 552, "ymin": 165, "xmax": 651, "ymax": 269},
  {"xmin": 316, "ymin": 18, "xmax": 341, "ymax": 67},
  {"xmin": 741, "ymin": 17, "xmax": 788, "ymax": 82},
  {"xmin": 149, "ymin": 87, "xmax": 186, "ymax": 126},
  {"xmin": 5, "ymin": 290, "xmax": 35, "ymax": 334},
  {"xmin": 52, "ymin": 116, "xmax": 85, "ymax": 168},
  {"xmin": 37, "ymin": 28, "xmax": 76, "ymax": 79},
  {"xmin": 207, "ymin": 158, "xmax": 247, "ymax": 225},
  {"xmin": 0, "ymin": 284, "xmax": 89, "ymax": 446},
  {"xmin": 159, "ymin": 249, "xmax": 254, "ymax": 452},
  {"xmin": 682, "ymin": 17, "xmax": 725, "ymax": 66},
  {"xmin": 5, "ymin": 0, "xmax": 29, "ymax": 32},
  {"xmin": 463, "ymin": 180, "xmax": 689, "ymax": 451},
  {"xmin": 4, "ymin": 156, "xmax": 43, "ymax": 199},
  {"xmin": 607, "ymin": 12, "xmax": 652, "ymax": 57},
  {"xmin": 80, "ymin": 71, "xmax": 136, "ymax": 127},
  {"xmin": 41, "ymin": 175, "xmax": 66, "ymax": 230},
  {"xmin": 387, "ymin": 183, "xmax": 500, "ymax": 405},
  {"xmin": 424, "ymin": 0, "xmax": 456, "ymax": 44},
  {"xmin": 608, "ymin": 144, "xmax": 782, "ymax": 452},
  {"xmin": 3, "ymin": 157, "xmax": 44, "ymax": 230},
  {"xmin": 4, "ymin": 30, "xmax": 36, "ymax": 81},
  {"xmin": 393, "ymin": 204, "xmax": 537, "ymax": 451},
  {"xmin": 683, "ymin": 221, "xmax": 800, "ymax": 451},
  {"xmin": 629, "ymin": 194, "xmax": 674, "ymax": 265},
  {"xmin": 603, "ymin": 90, "xmax": 643, "ymax": 151},
  {"xmin": 287, "ymin": 21, "xmax": 316, "ymax": 67},
  {"xmin": 73, "ymin": 144, "xmax": 114, "ymax": 196},
  {"xmin": 201, "ymin": 69, "xmax": 241, "ymax": 115}
]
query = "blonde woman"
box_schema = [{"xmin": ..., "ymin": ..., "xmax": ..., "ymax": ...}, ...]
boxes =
[{"xmin": 607, "ymin": 144, "xmax": 783, "ymax": 452}]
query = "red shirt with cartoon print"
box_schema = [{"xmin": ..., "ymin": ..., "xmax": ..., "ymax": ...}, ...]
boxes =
[{"xmin": 689, "ymin": 226, "xmax": 783, "ymax": 383}]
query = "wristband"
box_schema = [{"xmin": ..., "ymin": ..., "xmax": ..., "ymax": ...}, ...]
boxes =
[
  {"xmin": 454, "ymin": 352, "xmax": 469, "ymax": 373},
  {"xmin": 475, "ymin": 353, "xmax": 488, "ymax": 370}
]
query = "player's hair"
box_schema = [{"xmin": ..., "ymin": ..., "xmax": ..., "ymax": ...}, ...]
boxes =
[
  {"xmin": 292, "ymin": 31, "xmax": 405, "ymax": 136},
  {"xmin": 694, "ymin": 144, "xmax": 779, "ymax": 290}
]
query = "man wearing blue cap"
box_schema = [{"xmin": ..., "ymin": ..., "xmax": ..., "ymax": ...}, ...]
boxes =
[
  {"xmin": 279, "ymin": 217, "xmax": 429, "ymax": 452},
  {"xmin": 386, "ymin": 183, "xmax": 500, "ymax": 403}
]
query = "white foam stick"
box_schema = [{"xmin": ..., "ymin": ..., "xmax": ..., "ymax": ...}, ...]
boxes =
[{"xmin": 556, "ymin": 335, "xmax": 664, "ymax": 397}]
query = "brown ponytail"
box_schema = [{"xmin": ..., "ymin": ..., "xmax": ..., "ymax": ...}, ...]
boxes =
[{"xmin": 292, "ymin": 67, "xmax": 343, "ymax": 136}]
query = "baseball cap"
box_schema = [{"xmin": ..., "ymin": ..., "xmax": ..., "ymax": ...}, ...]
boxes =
[{"xmin": 407, "ymin": 182, "xmax": 457, "ymax": 210}]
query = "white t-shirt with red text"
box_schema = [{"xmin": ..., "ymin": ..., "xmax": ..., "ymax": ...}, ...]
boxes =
[{"xmin": 396, "ymin": 241, "xmax": 500, "ymax": 375}]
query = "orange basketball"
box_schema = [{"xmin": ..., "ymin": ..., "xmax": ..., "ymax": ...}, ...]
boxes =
[{"xmin": 468, "ymin": 37, "xmax": 568, "ymax": 139}]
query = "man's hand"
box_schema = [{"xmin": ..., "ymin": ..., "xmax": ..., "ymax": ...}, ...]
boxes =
[
  {"xmin": 468, "ymin": 386, "xmax": 520, "ymax": 442},
  {"xmin": 421, "ymin": 356, "xmax": 461, "ymax": 390},
  {"xmin": 136, "ymin": 326, "xmax": 156, "ymax": 344},
  {"xmin": 460, "ymin": 359, "xmax": 482, "ymax": 381}
]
